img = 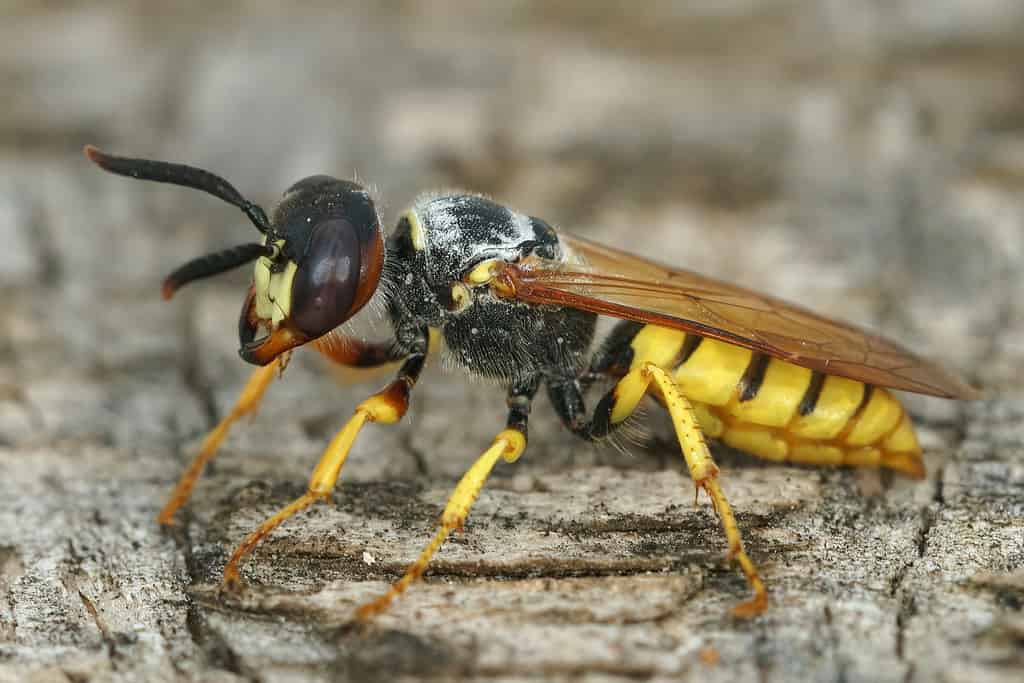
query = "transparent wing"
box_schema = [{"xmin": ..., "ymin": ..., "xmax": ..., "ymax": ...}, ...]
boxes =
[{"xmin": 502, "ymin": 233, "xmax": 979, "ymax": 399}]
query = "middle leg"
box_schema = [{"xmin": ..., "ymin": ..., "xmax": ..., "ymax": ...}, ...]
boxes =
[{"xmin": 354, "ymin": 377, "xmax": 537, "ymax": 618}]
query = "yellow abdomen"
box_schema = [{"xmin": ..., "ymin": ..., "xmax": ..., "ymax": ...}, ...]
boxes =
[{"xmin": 629, "ymin": 326, "xmax": 925, "ymax": 478}]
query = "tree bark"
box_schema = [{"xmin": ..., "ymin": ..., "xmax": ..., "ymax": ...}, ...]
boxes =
[{"xmin": 1, "ymin": 2, "xmax": 1022, "ymax": 682}]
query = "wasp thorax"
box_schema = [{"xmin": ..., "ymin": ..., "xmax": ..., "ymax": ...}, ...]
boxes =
[{"xmin": 239, "ymin": 177, "xmax": 384, "ymax": 365}]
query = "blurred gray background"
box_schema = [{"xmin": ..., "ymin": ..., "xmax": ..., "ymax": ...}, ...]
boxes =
[{"xmin": 1, "ymin": 2, "xmax": 1022, "ymax": 682}]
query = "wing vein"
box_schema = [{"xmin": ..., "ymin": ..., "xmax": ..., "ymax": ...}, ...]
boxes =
[{"xmin": 504, "ymin": 233, "xmax": 979, "ymax": 399}]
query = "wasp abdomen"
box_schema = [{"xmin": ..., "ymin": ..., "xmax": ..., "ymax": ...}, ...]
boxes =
[{"xmin": 629, "ymin": 325, "xmax": 924, "ymax": 478}]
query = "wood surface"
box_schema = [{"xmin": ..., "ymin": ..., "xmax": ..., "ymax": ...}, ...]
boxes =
[{"xmin": 1, "ymin": 3, "xmax": 1022, "ymax": 682}]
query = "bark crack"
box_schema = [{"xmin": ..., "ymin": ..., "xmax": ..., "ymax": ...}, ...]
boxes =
[
  {"xmin": 892, "ymin": 428, "xmax": 956, "ymax": 664},
  {"xmin": 76, "ymin": 589, "xmax": 116, "ymax": 666},
  {"xmin": 24, "ymin": 198, "xmax": 62, "ymax": 288},
  {"xmin": 177, "ymin": 492, "xmax": 255, "ymax": 682},
  {"xmin": 181, "ymin": 306, "xmax": 219, "ymax": 432},
  {"xmin": 173, "ymin": 308, "xmax": 257, "ymax": 682}
]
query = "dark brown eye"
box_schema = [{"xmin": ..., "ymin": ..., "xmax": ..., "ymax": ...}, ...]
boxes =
[{"xmin": 290, "ymin": 219, "xmax": 362, "ymax": 339}]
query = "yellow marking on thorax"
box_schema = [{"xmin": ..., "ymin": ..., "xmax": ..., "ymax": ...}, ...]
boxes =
[
  {"xmin": 449, "ymin": 282, "xmax": 472, "ymax": 311},
  {"xmin": 404, "ymin": 209, "xmax": 427, "ymax": 251},
  {"xmin": 466, "ymin": 259, "xmax": 500, "ymax": 285}
]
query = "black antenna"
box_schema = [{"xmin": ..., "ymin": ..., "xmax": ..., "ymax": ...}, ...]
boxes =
[
  {"xmin": 83, "ymin": 145, "xmax": 270, "ymax": 233},
  {"xmin": 161, "ymin": 243, "xmax": 274, "ymax": 300}
]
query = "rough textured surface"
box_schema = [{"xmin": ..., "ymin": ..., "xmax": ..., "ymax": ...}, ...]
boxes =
[{"xmin": 2, "ymin": 2, "xmax": 1023, "ymax": 682}]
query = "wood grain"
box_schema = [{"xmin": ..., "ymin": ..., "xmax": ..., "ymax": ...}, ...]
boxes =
[{"xmin": 1, "ymin": 2, "xmax": 1022, "ymax": 682}]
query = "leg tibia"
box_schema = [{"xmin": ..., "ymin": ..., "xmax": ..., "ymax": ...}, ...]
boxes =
[
  {"xmin": 222, "ymin": 403, "xmax": 376, "ymax": 588},
  {"xmin": 551, "ymin": 359, "xmax": 767, "ymax": 616},
  {"xmin": 306, "ymin": 380, "xmax": 412, "ymax": 495},
  {"xmin": 640, "ymin": 364, "xmax": 766, "ymax": 615},
  {"xmin": 355, "ymin": 428, "xmax": 525, "ymax": 619},
  {"xmin": 608, "ymin": 363, "xmax": 767, "ymax": 616}
]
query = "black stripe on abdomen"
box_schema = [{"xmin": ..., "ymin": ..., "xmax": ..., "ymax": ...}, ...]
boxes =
[
  {"xmin": 853, "ymin": 384, "xmax": 874, "ymax": 419},
  {"xmin": 798, "ymin": 371, "xmax": 826, "ymax": 416},
  {"xmin": 676, "ymin": 334, "xmax": 703, "ymax": 366},
  {"xmin": 738, "ymin": 352, "xmax": 770, "ymax": 402}
]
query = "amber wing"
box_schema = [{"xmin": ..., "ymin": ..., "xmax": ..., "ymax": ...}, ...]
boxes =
[{"xmin": 502, "ymin": 234, "xmax": 979, "ymax": 399}]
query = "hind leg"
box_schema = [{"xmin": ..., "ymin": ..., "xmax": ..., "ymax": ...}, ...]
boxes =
[{"xmin": 550, "ymin": 362, "xmax": 767, "ymax": 617}]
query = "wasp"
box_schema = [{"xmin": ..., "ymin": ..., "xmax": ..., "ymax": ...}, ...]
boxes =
[{"xmin": 84, "ymin": 145, "xmax": 979, "ymax": 618}]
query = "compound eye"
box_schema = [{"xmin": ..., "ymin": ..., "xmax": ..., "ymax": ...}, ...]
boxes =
[{"xmin": 290, "ymin": 219, "xmax": 365, "ymax": 339}]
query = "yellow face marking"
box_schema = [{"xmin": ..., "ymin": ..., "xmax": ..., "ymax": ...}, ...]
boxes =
[
  {"xmin": 253, "ymin": 257, "xmax": 272, "ymax": 315},
  {"xmin": 253, "ymin": 240, "xmax": 297, "ymax": 326},
  {"xmin": 674, "ymin": 339, "xmax": 753, "ymax": 406},
  {"xmin": 730, "ymin": 359, "xmax": 813, "ymax": 428},
  {"xmin": 405, "ymin": 209, "xmax": 426, "ymax": 251}
]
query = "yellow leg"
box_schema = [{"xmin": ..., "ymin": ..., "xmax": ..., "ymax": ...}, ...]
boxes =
[
  {"xmin": 158, "ymin": 358, "xmax": 279, "ymax": 525},
  {"xmin": 614, "ymin": 362, "xmax": 767, "ymax": 617},
  {"xmin": 354, "ymin": 428, "xmax": 526, "ymax": 619},
  {"xmin": 222, "ymin": 380, "xmax": 409, "ymax": 588}
]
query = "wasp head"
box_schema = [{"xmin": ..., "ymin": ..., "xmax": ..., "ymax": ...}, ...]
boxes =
[
  {"xmin": 240, "ymin": 176, "xmax": 383, "ymax": 364},
  {"xmin": 85, "ymin": 146, "xmax": 384, "ymax": 366}
]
